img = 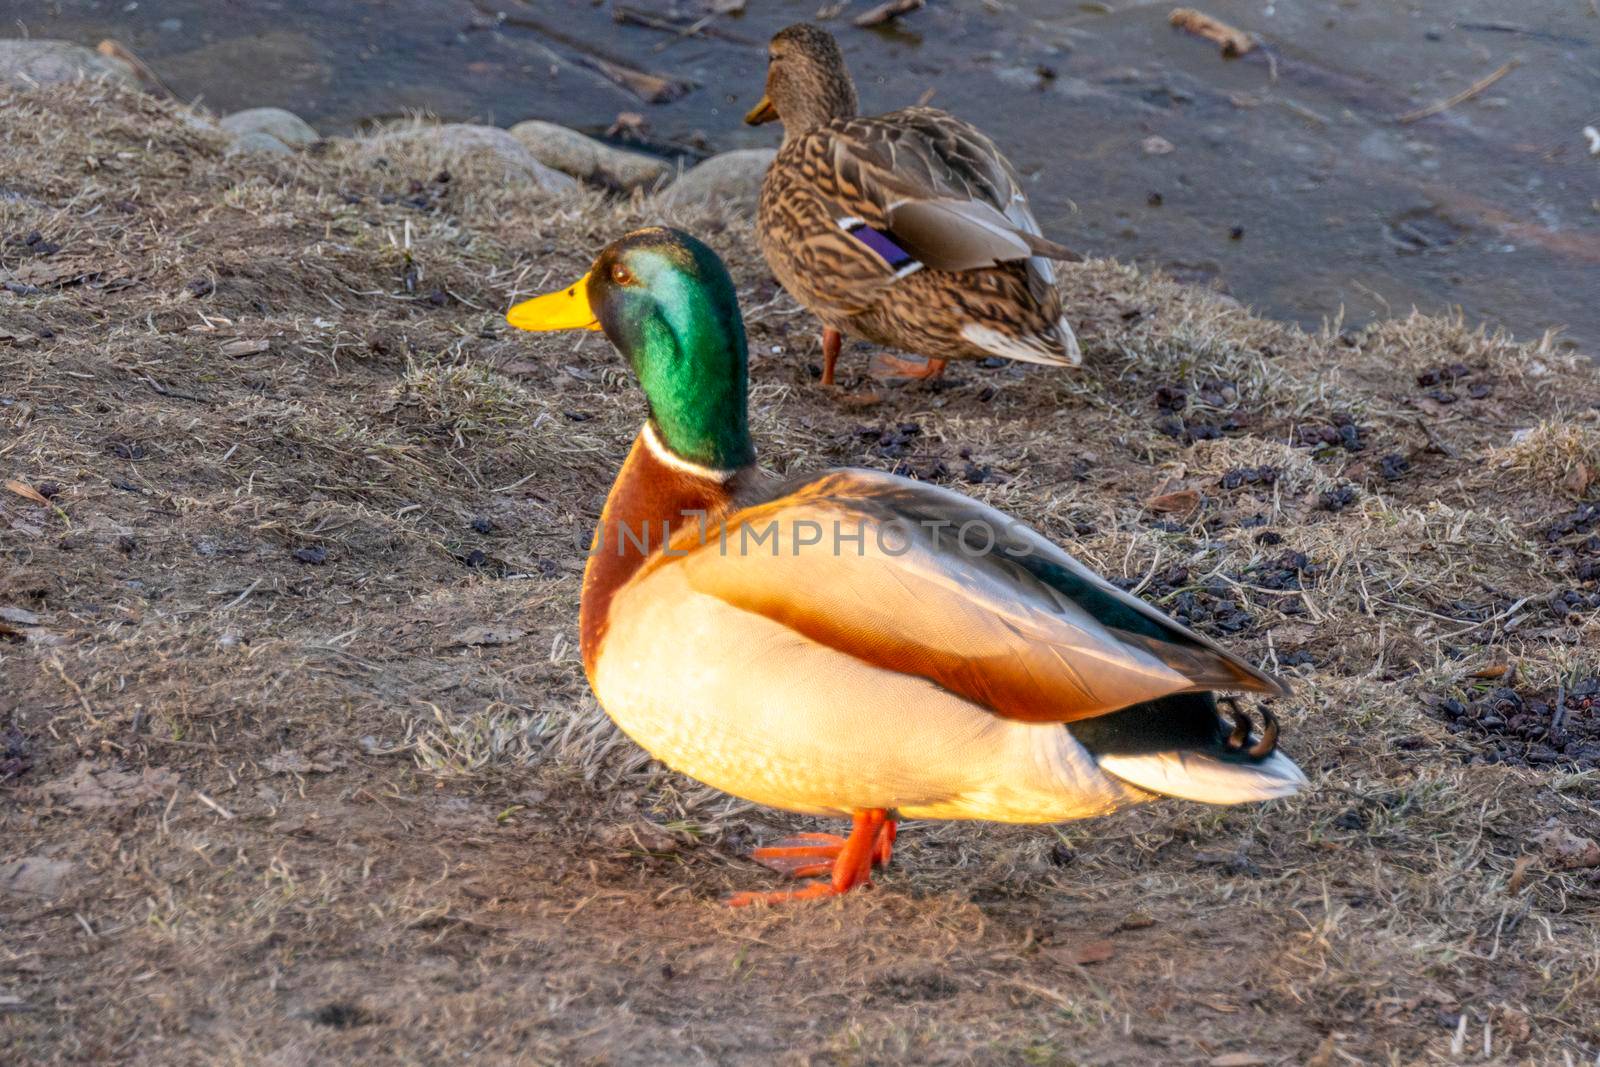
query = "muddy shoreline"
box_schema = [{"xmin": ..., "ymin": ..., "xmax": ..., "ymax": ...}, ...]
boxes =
[{"xmin": 9, "ymin": 0, "xmax": 1600, "ymax": 356}]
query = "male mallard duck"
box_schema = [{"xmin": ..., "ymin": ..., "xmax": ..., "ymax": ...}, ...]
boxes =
[
  {"xmin": 507, "ymin": 228, "xmax": 1304, "ymax": 905},
  {"xmin": 746, "ymin": 23, "xmax": 1084, "ymax": 385}
]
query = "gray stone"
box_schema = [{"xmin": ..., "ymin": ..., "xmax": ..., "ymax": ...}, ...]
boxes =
[
  {"xmin": 508, "ymin": 120, "xmax": 669, "ymax": 192},
  {"xmin": 175, "ymin": 107, "xmax": 221, "ymax": 136},
  {"xmin": 224, "ymin": 131, "xmax": 294, "ymax": 157},
  {"xmin": 220, "ymin": 106, "xmax": 319, "ymax": 149},
  {"xmin": 366, "ymin": 124, "xmax": 579, "ymax": 196},
  {"xmin": 656, "ymin": 149, "xmax": 776, "ymax": 214},
  {"xmin": 0, "ymin": 39, "xmax": 138, "ymax": 90}
]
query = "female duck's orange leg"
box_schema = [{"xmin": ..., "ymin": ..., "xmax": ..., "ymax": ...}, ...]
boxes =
[
  {"xmin": 729, "ymin": 809, "xmax": 893, "ymax": 907},
  {"xmin": 820, "ymin": 327, "xmax": 842, "ymax": 386}
]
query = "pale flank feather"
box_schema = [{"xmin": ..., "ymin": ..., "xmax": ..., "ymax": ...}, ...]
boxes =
[{"xmin": 592, "ymin": 553, "xmax": 1151, "ymax": 822}]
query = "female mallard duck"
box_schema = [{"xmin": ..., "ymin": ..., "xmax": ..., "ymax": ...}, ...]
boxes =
[
  {"xmin": 746, "ymin": 23, "xmax": 1084, "ymax": 384},
  {"xmin": 507, "ymin": 228, "xmax": 1304, "ymax": 905}
]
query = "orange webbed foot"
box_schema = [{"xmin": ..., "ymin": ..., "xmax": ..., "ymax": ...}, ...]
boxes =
[
  {"xmin": 751, "ymin": 833, "xmax": 849, "ymax": 879},
  {"xmin": 730, "ymin": 811, "xmax": 896, "ymax": 907},
  {"xmin": 868, "ymin": 352, "xmax": 949, "ymax": 381}
]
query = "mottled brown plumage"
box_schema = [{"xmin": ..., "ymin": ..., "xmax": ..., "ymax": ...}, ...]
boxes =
[{"xmin": 748, "ymin": 24, "xmax": 1084, "ymax": 382}]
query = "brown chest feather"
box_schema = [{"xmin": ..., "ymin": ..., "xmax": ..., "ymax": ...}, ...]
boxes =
[{"xmin": 579, "ymin": 433, "xmax": 737, "ymax": 675}]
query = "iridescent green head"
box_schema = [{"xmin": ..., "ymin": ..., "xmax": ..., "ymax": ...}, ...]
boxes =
[{"xmin": 507, "ymin": 227, "xmax": 754, "ymax": 471}]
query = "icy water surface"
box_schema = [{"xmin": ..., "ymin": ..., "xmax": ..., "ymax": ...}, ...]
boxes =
[{"xmin": 13, "ymin": 0, "xmax": 1599, "ymax": 351}]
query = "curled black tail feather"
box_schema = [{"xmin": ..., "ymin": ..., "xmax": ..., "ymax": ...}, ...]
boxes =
[
  {"xmin": 1219, "ymin": 697, "xmax": 1281, "ymax": 760},
  {"xmin": 1067, "ymin": 691, "xmax": 1286, "ymax": 764}
]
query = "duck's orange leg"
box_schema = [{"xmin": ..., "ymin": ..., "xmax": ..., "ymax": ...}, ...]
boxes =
[
  {"xmin": 729, "ymin": 809, "xmax": 893, "ymax": 907},
  {"xmin": 820, "ymin": 327, "xmax": 842, "ymax": 386},
  {"xmin": 868, "ymin": 352, "xmax": 949, "ymax": 380}
]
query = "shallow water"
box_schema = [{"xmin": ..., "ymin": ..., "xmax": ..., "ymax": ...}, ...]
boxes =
[{"xmin": 13, "ymin": 0, "xmax": 1599, "ymax": 351}]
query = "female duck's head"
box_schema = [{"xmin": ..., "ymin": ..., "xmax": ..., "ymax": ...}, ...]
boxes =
[
  {"xmin": 507, "ymin": 227, "xmax": 754, "ymax": 472},
  {"xmin": 744, "ymin": 23, "xmax": 858, "ymax": 138}
]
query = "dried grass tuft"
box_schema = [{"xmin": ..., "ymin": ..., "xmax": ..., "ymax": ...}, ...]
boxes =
[{"xmin": 1488, "ymin": 417, "xmax": 1600, "ymax": 498}]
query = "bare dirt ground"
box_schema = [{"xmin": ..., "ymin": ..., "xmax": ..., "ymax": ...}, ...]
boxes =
[{"xmin": 4, "ymin": 85, "xmax": 1600, "ymax": 1065}]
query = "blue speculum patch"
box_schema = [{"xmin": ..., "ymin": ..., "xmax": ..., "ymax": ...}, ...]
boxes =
[{"xmin": 842, "ymin": 221, "xmax": 917, "ymax": 272}]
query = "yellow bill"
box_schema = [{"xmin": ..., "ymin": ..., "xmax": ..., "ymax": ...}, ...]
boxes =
[
  {"xmin": 744, "ymin": 95, "xmax": 777, "ymax": 126},
  {"xmin": 506, "ymin": 272, "xmax": 602, "ymax": 332}
]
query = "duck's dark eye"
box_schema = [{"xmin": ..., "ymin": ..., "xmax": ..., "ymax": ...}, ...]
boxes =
[{"xmin": 611, "ymin": 263, "xmax": 633, "ymax": 286}]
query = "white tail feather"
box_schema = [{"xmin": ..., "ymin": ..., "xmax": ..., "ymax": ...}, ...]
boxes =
[
  {"xmin": 1056, "ymin": 316, "xmax": 1082, "ymax": 366},
  {"xmin": 960, "ymin": 323, "xmax": 1077, "ymax": 367},
  {"xmin": 1097, "ymin": 750, "xmax": 1306, "ymax": 805}
]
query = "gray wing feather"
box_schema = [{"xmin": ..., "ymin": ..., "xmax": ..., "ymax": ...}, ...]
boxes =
[
  {"xmin": 886, "ymin": 198, "xmax": 1035, "ymax": 270},
  {"xmin": 829, "ymin": 108, "xmax": 1080, "ymax": 281}
]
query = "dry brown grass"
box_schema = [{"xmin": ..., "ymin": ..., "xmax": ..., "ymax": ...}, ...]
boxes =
[
  {"xmin": 3, "ymin": 84, "xmax": 1599, "ymax": 1065},
  {"xmin": 1488, "ymin": 419, "xmax": 1600, "ymax": 499}
]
